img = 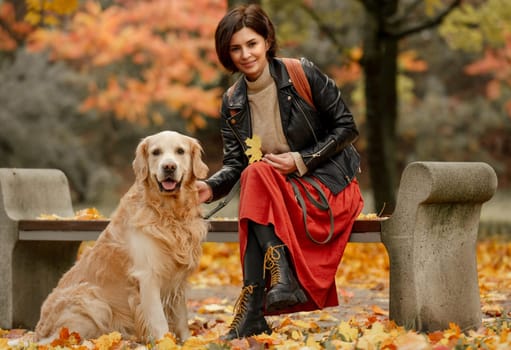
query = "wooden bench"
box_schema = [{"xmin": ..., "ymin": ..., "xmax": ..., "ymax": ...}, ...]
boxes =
[
  {"xmin": 0, "ymin": 162, "xmax": 498, "ymax": 334},
  {"xmin": 16, "ymin": 217, "xmax": 384, "ymax": 243}
]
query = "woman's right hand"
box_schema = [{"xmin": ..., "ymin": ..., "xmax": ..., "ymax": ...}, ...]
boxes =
[{"xmin": 196, "ymin": 180, "xmax": 213, "ymax": 204}]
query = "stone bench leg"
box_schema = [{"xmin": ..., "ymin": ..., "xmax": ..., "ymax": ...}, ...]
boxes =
[
  {"xmin": 0, "ymin": 168, "xmax": 78, "ymax": 329},
  {"xmin": 2, "ymin": 236, "xmax": 79, "ymax": 330},
  {"xmin": 10, "ymin": 241, "xmax": 81, "ymax": 329},
  {"xmin": 381, "ymin": 162, "xmax": 497, "ymax": 332}
]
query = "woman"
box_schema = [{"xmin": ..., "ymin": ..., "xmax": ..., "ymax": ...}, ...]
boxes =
[{"xmin": 196, "ymin": 4, "xmax": 364, "ymax": 340}]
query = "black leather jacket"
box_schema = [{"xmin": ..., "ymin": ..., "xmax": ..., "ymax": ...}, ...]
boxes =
[{"xmin": 205, "ymin": 57, "xmax": 360, "ymax": 201}]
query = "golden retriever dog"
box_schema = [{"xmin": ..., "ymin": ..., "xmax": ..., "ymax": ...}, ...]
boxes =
[{"xmin": 35, "ymin": 130, "xmax": 209, "ymax": 343}]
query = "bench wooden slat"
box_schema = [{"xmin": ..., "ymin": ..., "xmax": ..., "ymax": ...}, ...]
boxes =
[
  {"xmin": 19, "ymin": 220, "xmax": 110, "ymax": 231},
  {"xmin": 18, "ymin": 218, "xmax": 385, "ymax": 232},
  {"xmin": 17, "ymin": 218, "xmax": 386, "ymax": 243}
]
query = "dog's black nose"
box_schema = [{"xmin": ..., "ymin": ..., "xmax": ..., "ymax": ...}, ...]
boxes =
[{"xmin": 163, "ymin": 162, "xmax": 177, "ymax": 173}]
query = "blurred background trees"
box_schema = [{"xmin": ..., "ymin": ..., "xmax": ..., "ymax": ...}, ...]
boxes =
[{"xmin": 0, "ymin": 0, "xmax": 510, "ymax": 214}]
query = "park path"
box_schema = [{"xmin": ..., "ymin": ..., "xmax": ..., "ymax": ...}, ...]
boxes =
[{"xmin": 188, "ymin": 281, "xmax": 510, "ymax": 333}]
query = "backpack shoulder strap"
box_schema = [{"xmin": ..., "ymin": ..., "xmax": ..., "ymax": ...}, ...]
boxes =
[{"xmin": 281, "ymin": 57, "xmax": 315, "ymax": 109}]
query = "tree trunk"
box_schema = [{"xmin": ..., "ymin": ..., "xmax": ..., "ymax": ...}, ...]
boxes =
[{"xmin": 362, "ymin": 2, "xmax": 399, "ymax": 215}]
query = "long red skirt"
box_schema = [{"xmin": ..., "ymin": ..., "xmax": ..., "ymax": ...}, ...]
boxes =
[{"xmin": 238, "ymin": 162, "xmax": 364, "ymax": 315}]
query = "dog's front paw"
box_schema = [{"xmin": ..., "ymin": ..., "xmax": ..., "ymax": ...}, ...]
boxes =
[
  {"xmin": 175, "ymin": 328, "xmax": 190, "ymax": 343},
  {"xmin": 147, "ymin": 323, "xmax": 169, "ymax": 342}
]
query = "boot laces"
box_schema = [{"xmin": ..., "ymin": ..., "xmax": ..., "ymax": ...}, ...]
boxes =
[
  {"xmin": 229, "ymin": 284, "xmax": 254, "ymax": 332},
  {"xmin": 263, "ymin": 244, "xmax": 285, "ymax": 286}
]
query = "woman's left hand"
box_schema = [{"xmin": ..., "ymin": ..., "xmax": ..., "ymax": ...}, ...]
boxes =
[{"xmin": 262, "ymin": 153, "xmax": 297, "ymax": 174}]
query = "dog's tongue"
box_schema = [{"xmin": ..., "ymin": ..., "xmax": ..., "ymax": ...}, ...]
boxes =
[{"xmin": 161, "ymin": 180, "xmax": 177, "ymax": 191}]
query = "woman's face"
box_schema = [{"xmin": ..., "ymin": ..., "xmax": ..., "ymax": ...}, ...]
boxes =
[{"xmin": 229, "ymin": 27, "xmax": 269, "ymax": 81}]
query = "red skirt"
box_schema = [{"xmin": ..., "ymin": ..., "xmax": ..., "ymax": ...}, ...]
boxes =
[{"xmin": 238, "ymin": 162, "xmax": 364, "ymax": 314}]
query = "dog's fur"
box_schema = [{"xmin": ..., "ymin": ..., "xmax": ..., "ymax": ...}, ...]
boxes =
[{"xmin": 35, "ymin": 131, "xmax": 209, "ymax": 342}]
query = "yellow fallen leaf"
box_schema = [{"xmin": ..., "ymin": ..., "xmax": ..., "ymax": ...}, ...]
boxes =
[
  {"xmin": 337, "ymin": 321, "xmax": 359, "ymax": 342},
  {"xmin": 182, "ymin": 336, "xmax": 211, "ymax": 347},
  {"xmin": 358, "ymin": 322, "xmax": 389, "ymax": 347},
  {"xmin": 74, "ymin": 207, "xmax": 106, "ymax": 220},
  {"xmin": 252, "ymin": 332, "xmax": 281, "ymax": 345},
  {"xmin": 92, "ymin": 331, "xmax": 122, "ymax": 350},
  {"xmin": 357, "ymin": 212, "xmax": 379, "ymax": 220},
  {"xmin": 305, "ymin": 335, "xmax": 322, "ymax": 349},
  {"xmin": 500, "ymin": 327, "xmax": 510, "ymax": 344},
  {"xmin": 37, "ymin": 207, "xmax": 106, "ymax": 220},
  {"xmin": 279, "ymin": 316, "xmax": 293, "ymax": 328},
  {"xmin": 290, "ymin": 319, "xmax": 320, "ymax": 332},
  {"xmin": 371, "ymin": 305, "xmax": 388, "ymax": 316},
  {"xmin": 156, "ymin": 334, "xmax": 178, "ymax": 350},
  {"xmin": 291, "ymin": 329, "xmax": 302, "ymax": 340},
  {"xmin": 198, "ymin": 304, "xmax": 228, "ymax": 314},
  {"xmin": 318, "ymin": 311, "xmax": 337, "ymax": 321},
  {"xmin": 393, "ymin": 332, "xmax": 431, "ymax": 350}
]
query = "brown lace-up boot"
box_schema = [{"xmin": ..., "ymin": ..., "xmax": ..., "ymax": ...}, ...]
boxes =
[
  {"xmin": 221, "ymin": 284, "xmax": 272, "ymax": 340},
  {"xmin": 264, "ymin": 244, "xmax": 308, "ymax": 312}
]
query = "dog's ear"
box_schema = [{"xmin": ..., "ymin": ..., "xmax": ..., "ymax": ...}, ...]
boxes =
[
  {"xmin": 133, "ymin": 137, "xmax": 149, "ymax": 183},
  {"xmin": 190, "ymin": 138, "xmax": 209, "ymax": 180}
]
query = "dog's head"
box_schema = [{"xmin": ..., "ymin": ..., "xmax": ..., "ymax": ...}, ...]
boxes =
[{"xmin": 132, "ymin": 131, "xmax": 208, "ymax": 195}]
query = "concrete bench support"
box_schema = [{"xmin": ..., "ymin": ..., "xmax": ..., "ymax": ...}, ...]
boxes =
[
  {"xmin": 0, "ymin": 168, "xmax": 81, "ymax": 329},
  {"xmin": 381, "ymin": 162, "xmax": 497, "ymax": 332}
]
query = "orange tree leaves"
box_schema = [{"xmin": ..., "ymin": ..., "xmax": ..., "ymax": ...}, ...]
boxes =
[
  {"xmin": 464, "ymin": 36, "xmax": 511, "ymax": 117},
  {"xmin": 440, "ymin": 0, "xmax": 511, "ymax": 119},
  {"xmin": 27, "ymin": 0, "xmax": 226, "ymax": 129},
  {"xmin": 0, "ymin": 2, "xmax": 33, "ymax": 52}
]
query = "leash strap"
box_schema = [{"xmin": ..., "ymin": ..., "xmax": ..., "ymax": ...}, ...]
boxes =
[
  {"xmin": 288, "ymin": 175, "xmax": 334, "ymax": 244},
  {"xmin": 203, "ymin": 179, "xmax": 241, "ymax": 219}
]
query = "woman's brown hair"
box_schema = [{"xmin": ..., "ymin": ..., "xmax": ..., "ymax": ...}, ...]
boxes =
[{"xmin": 215, "ymin": 4, "xmax": 278, "ymax": 73}]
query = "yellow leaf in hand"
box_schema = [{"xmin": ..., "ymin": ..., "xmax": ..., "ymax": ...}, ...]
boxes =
[{"xmin": 244, "ymin": 135, "xmax": 263, "ymax": 163}]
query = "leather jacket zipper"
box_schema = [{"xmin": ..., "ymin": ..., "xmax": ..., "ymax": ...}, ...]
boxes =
[
  {"xmin": 303, "ymin": 138, "xmax": 335, "ymax": 159},
  {"xmin": 330, "ymin": 157, "xmax": 351, "ymax": 182},
  {"xmin": 294, "ymin": 97, "xmax": 353, "ymax": 182}
]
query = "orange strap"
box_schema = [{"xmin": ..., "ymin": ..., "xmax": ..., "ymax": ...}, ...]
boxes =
[{"xmin": 281, "ymin": 57, "xmax": 315, "ymax": 109}]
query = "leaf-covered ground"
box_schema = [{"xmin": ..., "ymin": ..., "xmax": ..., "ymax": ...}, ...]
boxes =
[{"xmin": 2, "ymin": 239, "xmax": 510, "ymax": 349}]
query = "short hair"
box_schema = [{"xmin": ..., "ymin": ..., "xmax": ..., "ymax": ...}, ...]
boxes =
[{"xmin": 215, "ymin": 4, "xmax": 278, "ymax": 73}]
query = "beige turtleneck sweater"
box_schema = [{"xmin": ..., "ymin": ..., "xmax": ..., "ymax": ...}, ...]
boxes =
[{"xmin": 246, "ymin": 63, "xmax": 307, "ymax": 175}]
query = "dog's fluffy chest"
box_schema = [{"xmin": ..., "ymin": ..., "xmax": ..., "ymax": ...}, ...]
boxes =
[{"xmin": 126, "ymin": 220, "xmax": 203, "ymax": 277}]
